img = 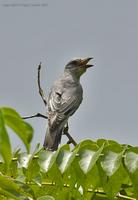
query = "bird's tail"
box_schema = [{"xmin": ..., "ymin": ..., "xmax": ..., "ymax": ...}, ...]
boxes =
[{"xmin": 43, "ymin": 126, "xmax": 63, "ymax": 151}]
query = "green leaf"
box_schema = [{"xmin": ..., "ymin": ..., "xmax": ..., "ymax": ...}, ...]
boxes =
[
  {"xmin": 104, "ymin": 164, "xmax": 128, "ymax": 199},
  {"xmin": 0, "ymin": 110, "xmax": 12, "ymax": 166},
  {"xmin": 18, "ymin": 153, "xmax": 32, "ymax": 168},
  {"xmin": 9, "ymin": 159, "xmax": 18, "ymax": 178},
  {"xmin": 56, "ymin": 145, "xmax": 76, "ymax": 174},
  {"xmin": 71, "ymin": 158, "xmax": 86, "ymax": 189},
  {"xmin": 79, "ymin": 144, "xmax": 104, "ymax": 174},
  {"xmin": 0, "ymin": 175, "xmax": 31, "ymax": 200},
  {"xmin": 0, "ymin": 110, "xmax": 137, "ymax": 200},
  {"xmin": 75, "ymin": 139, "xmax": 98, "ymax": 151},
  {"xmin": 84, "ymin": 164, "xmax": 100, "ymax": 192},
  {"xmin": 15, "ymin": 180, "xmax": 36, "ymax": 199},
  {"xmin": 23, "ymin": 122, "xmax": 33, "ymax": 143},
  {"xmin": 125, "ymin": 151, "xmax": 138, "ymax": 173},
  {"xmin": 124, "ymin": 150, "xmax": 138, "ymax": 199},
  {"xmin": 25, "ymin": 158, "xmax": 40, "ymax": 182},
  {"xmin": 1, "ymin": 107, "xmax": 21, "ymax": 118},
  {"xmin": 38, "ymin": 150, "xmax": 58, "ymax": 173},
  {"xmin": 98, "ymin": 148, "xmax": 129, "ymax": 199},
  {"xmin": 37, "ymin": 195, "xmax": 55, "ymax": 200},
  {"xmin": 101, "ymin": 151, "xmax": 122, "ymax": 177},
  {"xmin": 56, "ymin": 150, "xmax": 73, "ymax": 174},
  {"xmin": 97, "ymin": 139, "xmax": 107, "ymax": 147},
  {"xmin": 1, "ymin": 107, "xmax": 33, "ymax": 152}
]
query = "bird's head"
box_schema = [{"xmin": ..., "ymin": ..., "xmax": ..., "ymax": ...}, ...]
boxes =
[{"xmin": 65, "ymin": 57, "xmax": 93, "ymax": 78}]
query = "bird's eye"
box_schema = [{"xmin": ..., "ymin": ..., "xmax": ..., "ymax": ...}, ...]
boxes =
[
  {"xmin": 65, "ymin": 59, "xmax": 81, "ymax": 69},
  {"xmin": 71, "ymin": 60, "xmax": 78, "ymax": 65},
  {"xmin": 69, "ymin": 60, "xmax": 80, "ymax": 66}
]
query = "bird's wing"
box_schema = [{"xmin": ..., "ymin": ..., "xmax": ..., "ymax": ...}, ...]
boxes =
[
  {"xmin": 49, "ymin": 90, "xmax": 81, "ymax": 115},
  {"xmin": 48, "ymin": 89, "xmax": 82, "ymax": 128}
]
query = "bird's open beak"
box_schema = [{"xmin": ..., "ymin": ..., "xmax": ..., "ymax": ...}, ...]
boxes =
[{"xmin": 79, "ymin": 57, "xmax": 93, "ymax": 68}]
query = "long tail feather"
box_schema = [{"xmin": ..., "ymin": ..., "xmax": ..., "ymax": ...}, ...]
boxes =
[{"xmin": 43, "ymin": 126, "xmax": 63, "ymax": 151}]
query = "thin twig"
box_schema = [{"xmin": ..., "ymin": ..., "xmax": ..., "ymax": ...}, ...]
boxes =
[
  {"xmin": 66, "ymin": 132, "xmax": 77, "ymax": 146},
  {"xmin": 22, "ymin": 181, "xmax": 137, "ymax": 200},
  {"xmin": 63, "ymin": 124, "xmax": 77, "ymax": 146},
  {"xmin": 22, "ymin": 113, "xmax": 47, "ymax": 120},
  {"xmin": 38, "ymin": 62, "xmax": 47, "ymax": 106},
  {"xmin": 117, "ymin": 193, "xmax": 136, "ymax": 200}
]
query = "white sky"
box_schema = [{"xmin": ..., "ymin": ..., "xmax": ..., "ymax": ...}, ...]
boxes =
[{"xmin": 0, "ymin": 0, "xmax": 138, "ymax": 150}]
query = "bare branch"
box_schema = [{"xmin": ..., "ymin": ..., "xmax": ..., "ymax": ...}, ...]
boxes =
[
  {"xmin": 63, "ymin": 124, "xmax": 77, "ymax": 146},
  {"xmin": 38, "ymin": 62, "xmax": 47, "ymax": 106},
  {"xmin": 22, "ymin": 113, "xmax": 47, "ymax": 120}
]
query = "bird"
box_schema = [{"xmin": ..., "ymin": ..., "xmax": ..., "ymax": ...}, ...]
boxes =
[{"xmin": 43, "ymin": 57, "xmax": 93, "ymax": 151}]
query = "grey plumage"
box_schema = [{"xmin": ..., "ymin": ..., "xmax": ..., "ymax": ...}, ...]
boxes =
[{"xmin": 43, "ymin": 57, "xmax": 93, "ymax": 151}]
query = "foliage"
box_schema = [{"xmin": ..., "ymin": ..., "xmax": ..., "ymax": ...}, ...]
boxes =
[{"xmin": 0, "ymin": 107, "xmax": 137, "ymax": 200}]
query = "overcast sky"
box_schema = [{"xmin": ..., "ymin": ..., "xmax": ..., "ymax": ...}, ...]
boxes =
[{"xmin": 0, "ymin": 0, "xmax": 138, "ymax": 150}]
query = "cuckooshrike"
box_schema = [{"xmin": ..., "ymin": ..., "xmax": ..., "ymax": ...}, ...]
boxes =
[{"xmin": 43, "ymin": 57, "xmax": 93, "ymax": 151}]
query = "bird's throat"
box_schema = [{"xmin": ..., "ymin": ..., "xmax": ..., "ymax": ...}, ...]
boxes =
[{"xmin": 64, "ymin": 68, "xmax": 86, "ymax": 81}]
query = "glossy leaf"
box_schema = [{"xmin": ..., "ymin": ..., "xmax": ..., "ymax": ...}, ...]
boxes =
[
  {"xmin": 56, "ymin": 145, "xmax": 76, "ymax": 174},
  {"xmin": 18, "ymin": 153, "xmax": 32, "ymax": 168},
  {"xmin": 1, "ymin": 107, "xmax": 33, "ymax": 152},
  {"xmin": 124, "ymin": 150, "xmax": 138, "ymax": 199},
  {"xmin": 101, "ymin": 151, "xmax": 122, "ymax": 177},
  {"xmin": 104, "ymin": 164, "xmax": 128, "ymax": 199},
  {"xmin": 38, "ymin": 150, "xmax": 58, "ymax": 172},
  {"xmin": 0, "ymin": 106, "xmax": 137, "ymax": 200},
  {"xmin": 125, "ymin": 151, "xmax": 138, "ymax": 173},
  {"xmin": 37, "ymin": 195, "xmax": 55, "ymax": 200},
  {"xmin": 79, "ymin": 144, "xmax": 104, "ymax": 174},
  {"xmin": 0, "ymin": 175, "xmax": 31, "ymax": 200},
  {"xmin": 0, "ymin": 110, "xmax": 12, "ymax": 166}
]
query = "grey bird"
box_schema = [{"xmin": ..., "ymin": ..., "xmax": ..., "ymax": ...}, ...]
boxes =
[{"xmin": 43, "ymin": 57, "xmax": 93, "ymax": 151}]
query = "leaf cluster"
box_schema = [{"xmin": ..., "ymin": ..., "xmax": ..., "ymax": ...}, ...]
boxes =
[{"xmin": 0, "ymin": 107, "xmax": 137, "ymax": 200}]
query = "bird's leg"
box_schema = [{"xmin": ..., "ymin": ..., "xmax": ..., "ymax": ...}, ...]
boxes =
[{"xmin": 63, "ymin": 123, "xmax": 77, "ymax": 146}]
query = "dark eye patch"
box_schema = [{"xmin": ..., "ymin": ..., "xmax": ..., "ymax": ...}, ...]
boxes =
[
  {"xmin": 70, "ymin": 60, "xmax": 78, "ymax": 65},
  {"xmin": 66, "ymin": 59, "xmax": 80, "ymax": 68}
]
